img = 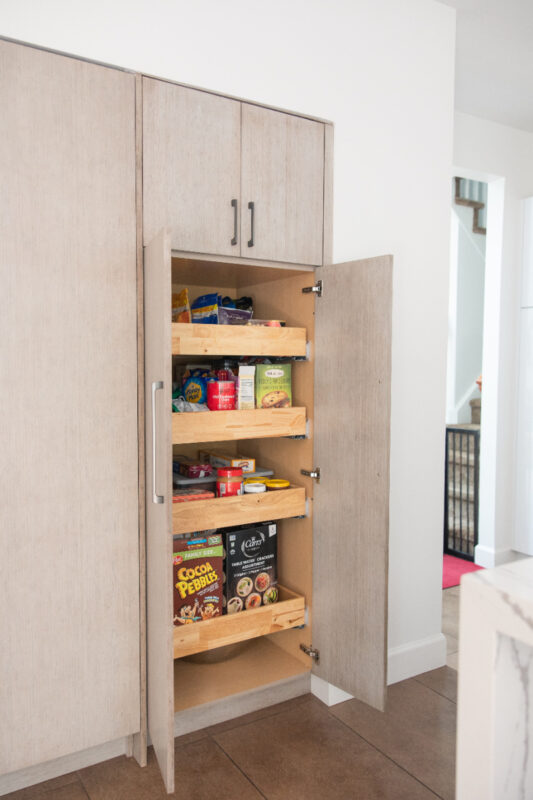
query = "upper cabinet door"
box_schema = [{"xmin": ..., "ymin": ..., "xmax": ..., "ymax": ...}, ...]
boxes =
[
  {"xmin": 312, "ymin": 256, "xmax": 393, "ymax": 711},
  {"xmin": 241, "ymin": 104, "xmax": 324, "ymax": 266},
  {"xmin": 143, "ymin": 78, "xmax": 241, "ymax": 256}
]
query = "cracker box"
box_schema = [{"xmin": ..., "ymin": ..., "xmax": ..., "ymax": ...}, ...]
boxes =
[
  {"xmin": 224, "ymin": 523, "xmax": 278, "ymax": 613},
  {"xmin": 255, "ymin": 364, "xmax": 292, "ymax": 409},
  {"xmin": 173, "ymin": 534, "xmax": 224, "ymax": 625}
]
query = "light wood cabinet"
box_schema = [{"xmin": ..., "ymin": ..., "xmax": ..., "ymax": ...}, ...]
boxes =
[
  {"xmin": 143, "ymin": 79, "xmax": 241, "ymax": 256},
  {"xmin": 144, "ymin": 237, "xmax": 392, "ymax": 793},
  {"xmin": 142, "ymin": 81, "xmax": 326, "ymax": 266},
  {"xmin": 0, "ymin": 40, "xmax": 140, "ymax": 776},
  {"xmin": 241, "ymin": 103, "xmax": 324, "ymax": 265}
]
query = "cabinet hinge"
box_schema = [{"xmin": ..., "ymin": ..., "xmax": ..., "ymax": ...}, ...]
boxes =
[
  {"xmin": 301, "ymin": 467, "xmax": 320, "ymax": 482},
  {"xmin": 300, "ymin": 643, "xmax": 320, "ymax": 663},
  {"xmin": 302, "ymin": 279, "xmax": 322, "ymax": 298}
]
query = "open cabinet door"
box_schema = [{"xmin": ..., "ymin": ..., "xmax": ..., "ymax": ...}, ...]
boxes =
[
  {"xmin": 312, "ymin": 255, "xmax": 392, "ymax": 710},
  {"xmin": 144, "ymin": 230, "xmax": 175, "ymax": 791}
]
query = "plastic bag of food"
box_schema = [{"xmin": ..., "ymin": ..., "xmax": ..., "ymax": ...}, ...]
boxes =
[
  {"xmin": 172, "ymin": 288, "xmax": 191, "ymax": 323},
  {"xmin": 191, "ymin": 293, "xmax": 218, "ymax": 324}
]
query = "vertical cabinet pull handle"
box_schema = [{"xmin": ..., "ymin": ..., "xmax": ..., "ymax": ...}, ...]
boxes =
[
  {"xmin": 248, "ymin": 201, "xmax": 255, "ymax": 247},
  {"xmin": 151, "ymin": 380, "xmax": 164, "ymax": 504},
  {"xmin": 231, "ymin": 199, "xmax": 238, "ymax": 246}
]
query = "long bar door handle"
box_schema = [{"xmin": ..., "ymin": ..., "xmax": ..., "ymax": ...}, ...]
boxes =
[
  {"xmin": 248, "ymin": 201, "xmax": 255, "ymax": 247},
  {"xmin": 151, "ymin": 380, "xmax": 164, "ymax": 504},
  {"xmin": 231, "ymin": 199, "xmax": 238, "ymax": 246}
]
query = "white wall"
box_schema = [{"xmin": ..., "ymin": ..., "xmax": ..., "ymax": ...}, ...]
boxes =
[
  {"xmin": 446, "ymin": 200, "xmax": 485, "ymax": 424},
  {"xmin": 1, "ymin": 0, "xmax": 456, "ymax": 683},
  {"xmin": 454, "ymin": 113, "xmax": 533, "ymax": 566}
]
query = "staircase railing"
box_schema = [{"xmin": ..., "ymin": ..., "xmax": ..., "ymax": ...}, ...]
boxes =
[{"xmin": 444, "ymin": 426, "xmax": 480, "ymax": 560}]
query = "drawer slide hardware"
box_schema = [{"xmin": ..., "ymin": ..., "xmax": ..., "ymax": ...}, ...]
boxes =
[
  {"xmin": 300, "ymin": 643, "xmax": 320, "ymax": 663},
  {"xmin": 302, "ymin": 279, "xmax": 322, "ymax": 298},
  {"xmin": 301, "ymin": 467, "xmax": 320, "ymax": 482}
]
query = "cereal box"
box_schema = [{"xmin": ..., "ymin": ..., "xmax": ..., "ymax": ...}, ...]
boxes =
[
  {"xmin": 173, "ymin": 534, "xmax": 224, "ymax": 625},
  {"xmin": 255, "ymin": 364, "xmax": 292, "ymax": 409},
  {"xmin": 224, "ymin": 524, "xmax": 278, "ymax": 613}
]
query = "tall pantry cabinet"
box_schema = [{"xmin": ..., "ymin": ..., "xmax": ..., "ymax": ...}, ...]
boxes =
[
  {"xmin": 142, "ymin": 77, "xmax": 392, "ymax": 793},
  {"xmin": 0, "ymin": 41, "xmax": 141, "ymax": 780}
]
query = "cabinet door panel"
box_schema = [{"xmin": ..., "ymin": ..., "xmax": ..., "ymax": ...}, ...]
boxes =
[
  {"xmin": 0, "ymin": 41, "xmax": 139, "ymax": 773},
  {"xmin": 143, "ymin": 79, "xmax": 241, "ymax": 256},
  {"xmin": 144, "ymin": 231, "xmax": 174, "ymax": 792},
  {"xmin": 313, "ymin": 256, "xmax": 392, "ymax": 710},
  {"xmin": 241, "ymin": 104, "xmax": 324, "ymax": 265}
]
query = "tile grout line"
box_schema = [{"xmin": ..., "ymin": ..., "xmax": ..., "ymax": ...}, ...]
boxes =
[
  {"xmin": 210, "ymin": 737, "xmax": 269, "ymax": 800},
  {"xmin": 74, "ymin": 770, "xmax": 93, "ymax": 800},
  {"xmin": 204, "ymin": 694, "xmax": 312, "ymax": 738},
  {"xmin": 412, "ymin": 677, "xmax": 457, "ymax": 705},
  {"xmin": 329, "ymin": 712, "xmax": 446, "ymax": 800}
]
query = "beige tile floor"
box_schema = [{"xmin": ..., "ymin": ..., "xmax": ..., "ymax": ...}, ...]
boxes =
[
  {"xmin": 442, "ymin": 585, "xmax": 460, "ymax": 670},
  {"xmin": 5, "ymin": 592, "xmax": 460, "ymax": 800}
]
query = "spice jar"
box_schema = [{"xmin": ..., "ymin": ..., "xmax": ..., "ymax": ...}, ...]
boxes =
[
  {"xmin": 216, "ymin": 467, "xmax": 243, "ymax": 497},
  {"xmin": 244, "ymin": 482, "xmax": 267, "ymax": 494}
]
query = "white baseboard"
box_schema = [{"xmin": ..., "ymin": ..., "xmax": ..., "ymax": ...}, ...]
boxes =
[
  {"xmin": 0, "ymin": 737, "xmax": 129, "ymax": 797},
  {"xmin": 474, "ymin": 545, "xmax": 527, "ymax": 568},
  {"xmin": 310, "ymin": 675, "xmax": 353, "ymax": 706},
  {"xmin": 387, "ymin": 633, "xmax": 447, "ymax": 685}
]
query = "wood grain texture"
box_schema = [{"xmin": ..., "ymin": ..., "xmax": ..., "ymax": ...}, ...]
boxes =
[
  {"xmin": 173, "ymin": 486, "xmax": 306, "ymax": 534},
  {"xmin": 172, "ymin": 407, "xmax": 307, "ymax": 445},
  {"xmin": 173, "ymin": 586, "xmax": 305, "ymax": 659},
  {"xmin": 174, "ymin": 638, "xmax": 309, "ymax": 713},
  {"xmin": 312, "ymin": 256, "xmax": 392, "ymax": 711},
  {"xmin": 133, "ymin": 70, "xmax": 148, "ymax": 770},
  {"xmin": 322, "ymin": 123, "xmax": 334, "ymax": 266},
  {"xmin": 142, "ymin": 78, "xmax": 241, "ymax": 255},
  {"xmin": 0, "ymin": 40, "xmax": 139, "ymax": 775},
  {"xmin": 144, "ymin": 230, "xmax": 175, "ymax": 792},
  {"xmin": 172, "ymin": 322, "xmax": 307, "ymax": 357},
  {"xmin": 241, "ymin": 103, "xmax": 324, "ymax": 266}
]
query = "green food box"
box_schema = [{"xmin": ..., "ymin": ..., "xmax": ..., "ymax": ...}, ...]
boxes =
[{"xmin": 255, "ymin": 364, "xmax": 292, "ymax": 409}]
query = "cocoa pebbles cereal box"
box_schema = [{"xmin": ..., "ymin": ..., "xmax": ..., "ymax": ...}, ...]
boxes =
[
  {"xmin": 173, "ymin": 534, "xmax": 224, "ymax": 626},
  {"xmin": 224, "ymin": 523, "xmax": 278, "ymax": 614}
]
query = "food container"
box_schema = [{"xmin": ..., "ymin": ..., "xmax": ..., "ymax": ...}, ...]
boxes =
[
  {"xmin": 224, "ymin": 523, "xmax": 278, "ymax": 613},
  {"xmin": 264, "ymin": 479, "xmax": 290, "ymax": 491},
  {"xmin": 216, "ymin": 467, "xmax": 243, "ymax": 497},
  {"xmin": 207, "ymin": 380, "xmax": 235, "ymax": 411},
  {"xmin": 173, "ymin": 534, "xmax": 224, "ymax": 625},
  {"xmin": 244, "ymin": 482, "xmax": 267, "ymax": 494},
  {"xmin": 173, "ymin": 489, "xmax": 215, "ymax": 503}
]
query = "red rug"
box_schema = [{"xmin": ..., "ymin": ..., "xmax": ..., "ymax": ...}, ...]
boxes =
[{"xmin": 443, "ymin": 554, "xmax": 484, "ymax": 589}]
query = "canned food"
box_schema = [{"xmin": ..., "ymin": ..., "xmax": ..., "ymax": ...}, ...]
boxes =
[
  {"xmin": 207, "ymin": 380, "xmax": 236, "ymax": 411},
  {"xmin": 264, "ymin": 479, "xmax": 290, "ymax": 490}
]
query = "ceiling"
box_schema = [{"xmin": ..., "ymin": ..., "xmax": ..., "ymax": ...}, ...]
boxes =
[{"xmin": 438, "ymin": 0, "xmax": 533, "ymax": 132}]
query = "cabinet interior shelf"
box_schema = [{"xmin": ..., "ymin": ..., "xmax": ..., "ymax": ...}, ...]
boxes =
[
  {"xmin": 172, "ymin": 407, "xmax": 307, "ymax": 444},
  {"xmin": 173, "ymin": 485, "xmax": 306, "ymax": 534},
  {"xmin": 172, "ymin": 322, "xmax": 307, "ymax": 357},
  {"xmin": 173, "ymin": 585, "xmax": 305, "ymax": 659}
]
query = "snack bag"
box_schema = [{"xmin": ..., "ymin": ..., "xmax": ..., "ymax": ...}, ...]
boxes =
[
  {"xmin": 172, "ymin": 288, "xmax": 191, "ymax": 323},
  {"xmin": 191, "ymin": 293, "xmax": 218, "ymax": 324},
  {"xmin": 255, "ymin": 364, "xmax": 292, "ymax": 408}
]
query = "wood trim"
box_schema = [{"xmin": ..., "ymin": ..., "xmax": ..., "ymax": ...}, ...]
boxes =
[
  {"xmin": 173, "ymin": 586, "xmax": 305, "ymax": 659},
  {"xmin": 172, "ymin": 486, "xmax": 306, "ymax": 534},
  {"xmin": 172, "ymin": 322, "xmax": 307, "ymax": 357},
  {"xmin": 171, "ymin": 249, "xmax": 315, "ymax": 273},
  {"xmin": 132, "ymin": 71, "xmax": 147, "ymax": 770},
  {"xmin": 172, "ymin": 407, "xmax": 307, "ymax": 444},
  {"xmin": 322, "ymin": 123, "xmax": 334, "ymax": 266}
]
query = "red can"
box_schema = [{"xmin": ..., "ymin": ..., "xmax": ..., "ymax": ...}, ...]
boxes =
[
  {"xmin": 216, "ymin": 468, "xmax": 243, "ymax": 497},
  {"xmin": 207, "ymin": 380, "xmax": 235, "ymax": 410}
]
